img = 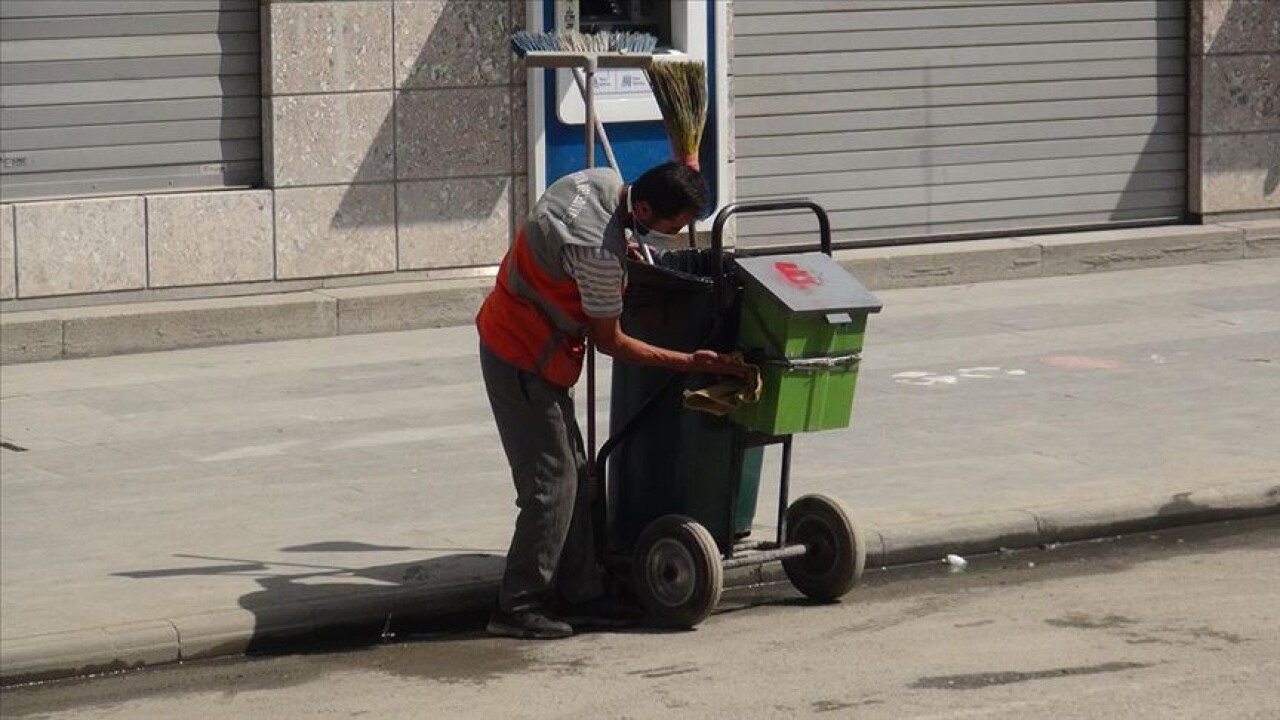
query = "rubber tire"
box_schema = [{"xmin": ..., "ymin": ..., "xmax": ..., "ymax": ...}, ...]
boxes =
[
  {"xmin": 781, "ymin": 494, "xmax": 865, "ymax": 601},
  {"xmin": 632, "ymin": 515, "xmax": 723, "ymax": 628}
]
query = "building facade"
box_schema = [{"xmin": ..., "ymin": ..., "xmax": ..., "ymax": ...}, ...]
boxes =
[{"xmin": 0, "ymin": 0, "xmax": 1276, "ymax": 309}]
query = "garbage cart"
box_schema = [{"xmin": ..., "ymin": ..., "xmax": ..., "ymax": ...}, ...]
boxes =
[{"xmin": 595, "ymin": 200, "xmax": 882, "ymax": 628}]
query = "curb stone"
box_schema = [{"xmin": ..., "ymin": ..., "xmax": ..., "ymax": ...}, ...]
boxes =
[
  {"xmin": 3, "ymin": 221, "xmax": 1277, "ymax": 365},
  {"xmin": 3, "ymin": 483, "xmax": 1276, "ymax": 687}
]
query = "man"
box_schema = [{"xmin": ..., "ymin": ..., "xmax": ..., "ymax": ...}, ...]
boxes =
[{"xmin": 476, "ymin": 162, "xmax": 745, "ymax": 639}]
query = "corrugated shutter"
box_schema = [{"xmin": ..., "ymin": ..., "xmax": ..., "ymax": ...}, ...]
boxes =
[
  {"xmin": 0, "ymin": 0, "xmax": 261, "ymax": 203},
  {"xmin": 732, "ymin": 0, "xmax": 1187, "ymax": 247}
]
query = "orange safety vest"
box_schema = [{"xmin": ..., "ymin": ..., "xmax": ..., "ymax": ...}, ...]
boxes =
[{"xmin": 477, "ymin": 228, "xmax": 595, "ymax": 388}]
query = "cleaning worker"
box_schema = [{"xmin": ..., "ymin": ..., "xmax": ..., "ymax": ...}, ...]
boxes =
[{"xmin": 477, "ymin": 161, "xmax": 746, "ymax": 639}]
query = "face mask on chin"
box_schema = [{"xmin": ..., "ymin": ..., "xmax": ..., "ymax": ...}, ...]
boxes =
[{"xmin": 628, "ymin": 191, "xmax": 682, "ymax": 245}]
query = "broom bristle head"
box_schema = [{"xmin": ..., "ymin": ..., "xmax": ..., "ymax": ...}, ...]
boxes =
[
  {"xmin": 645, "ymin": 58, "xmax": 708, "ymax": 162},
  {"xmin": 510, "ymin": 29, "xmax": 658, "ymax": 55}
]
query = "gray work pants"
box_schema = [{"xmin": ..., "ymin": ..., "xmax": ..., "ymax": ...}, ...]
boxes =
[{"xmin": 479, "ymin": 343, "xmax": 603, "ymax": 613}]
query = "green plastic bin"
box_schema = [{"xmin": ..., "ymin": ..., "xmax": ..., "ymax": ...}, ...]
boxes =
[{"xmin": 730, "ymin": 252, "xmax": 882, "ymax": 435}]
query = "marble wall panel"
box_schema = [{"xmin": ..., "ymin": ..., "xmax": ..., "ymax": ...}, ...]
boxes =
[
  {"xmin": 14, "ymin": 198, "xmax": 145, "ymax": 297},
  {"xmin": 1193, "ymin": 0, "xmax": 1280, "ymax": 54},
  {"xmin": 267, "ymin": 92, "xmax": 396, "ymax": 187},
  {"xmin": 1, "ymin": 205, "xmax": 14, "ymax": 299},
  {"xmin": 1197, "ymin": 55, "xmax": 1280, "ymax": 134},
  {"xmin": 267, "ymin": 1, "xmax": 393, "ymax": 94},
  {"xmin": 275, "ymin": 185, "xmax": 397, "ymax": 279},
  {"xmin": 395, "ymin": 0, "xmax": 510, "ymax": 89},
  {"xmin": 147, "ymin": 191, "xmax": 275, "ymax": 288},
  {"xmin": 1191, "ymin": 133, "xmax": 1280, "ymax": 213},
  {"xmin": 397, "ymin": 88, "xmax": 512, "ymax": 179},
  {"xmin": 398, "ymin": 177, "xmax": 510, "ymax": 269}
]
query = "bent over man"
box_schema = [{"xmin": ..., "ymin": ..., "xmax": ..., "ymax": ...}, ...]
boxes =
[{"xmin": 476, "ymin": 162, "xmax": 743, "ymax": 639}]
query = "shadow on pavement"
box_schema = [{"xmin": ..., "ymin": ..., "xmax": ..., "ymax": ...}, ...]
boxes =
[{"xmin": 115, "ymin": 544, "xmax": 506, "ymax": 655}]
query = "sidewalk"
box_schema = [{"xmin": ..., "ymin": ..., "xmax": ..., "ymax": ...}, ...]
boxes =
[
  {"xmin": 2, "ymin": 257, "xmax": 1279, "ymax": 685},
  {"xmin": 3, "ymin": 221, "xmax": 1277, "ymax": 365}
]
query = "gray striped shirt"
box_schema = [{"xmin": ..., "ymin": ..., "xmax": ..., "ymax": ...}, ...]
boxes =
[{"xmin": 562, "ymin": 245, "xmax": 625, "ymax": 318}]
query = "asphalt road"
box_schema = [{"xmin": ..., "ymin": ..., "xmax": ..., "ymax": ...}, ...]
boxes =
[{"xmin": 4, "ymin": 516, "xmax": 1277, "ymax": 719}]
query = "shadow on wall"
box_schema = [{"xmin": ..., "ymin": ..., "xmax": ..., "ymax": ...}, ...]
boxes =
[
  {"xmin": 216, "ymin": 0, "xmax": 264, "ymax": 190},
  {"xmin": 1206, "ymin": 0, "xmax": 1279, "ymax": 196},
  {"xmin": 329, "ymin": 0, "xmax": 518, "ymax": 272},
  {"xmin": 1112, "ymin": 0, "xmax": 1193, "ymax": 221}
]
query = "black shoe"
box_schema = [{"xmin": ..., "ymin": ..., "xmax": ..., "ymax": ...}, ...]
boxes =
[
  {"xmin": 554, "ymin": 597, "xmax": 642, "ymax": 629},
  {"xmin": 486, "ymin": 610, "xmax": 573, "ymax": 639}
]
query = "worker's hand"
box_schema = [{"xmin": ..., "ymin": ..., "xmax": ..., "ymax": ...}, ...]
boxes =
[
  {"xmin": 690, "ymin": 350, "xmax": 750, "ymax": 377},
  {"xmin": 626, "ymin": 241, "xmax": 655, "ymax": 264}
]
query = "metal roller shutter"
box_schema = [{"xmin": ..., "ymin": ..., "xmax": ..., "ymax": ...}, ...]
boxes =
[
  {"xmin": 0, "ymin": 0, "xmax": 261, "ymax": 202},
  {"xmin": 732, "ymin": 0, "xmax": 1188, "ymax": 247}
]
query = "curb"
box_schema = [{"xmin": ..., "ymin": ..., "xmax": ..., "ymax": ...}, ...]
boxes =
[
  {"xmin": 3, "ymin": 481, "xmax": 1275, "ymax": 687},
  {"xmin": 3, "ymin": 221, "xmax": 1277, "ymax": 365}
]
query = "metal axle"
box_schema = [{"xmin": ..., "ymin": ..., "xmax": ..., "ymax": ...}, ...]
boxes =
[{"xmin": 721, "ymin": 543, "xmax": 807, "ymax": 570}]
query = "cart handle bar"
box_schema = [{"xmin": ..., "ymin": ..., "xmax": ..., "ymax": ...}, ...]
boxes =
[{"xmin": 710, "ymin": 199, "xmax": 833, "ymax": 283}]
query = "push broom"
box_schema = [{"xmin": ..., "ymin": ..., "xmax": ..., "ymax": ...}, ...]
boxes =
[
  {"xmin": 645, "ymin": 58, "xmax": 708, "ymax": 173},
  {"xmin": 510, "ymin": 30, "xmax": 657, "ymax": 171},
  {"xmin": 645, "ymin": 57, "xmax": 708, "ymax": 248},
  {"xmin": 509, "ymin": 29, "xmax": 658, "ymax": 545}
]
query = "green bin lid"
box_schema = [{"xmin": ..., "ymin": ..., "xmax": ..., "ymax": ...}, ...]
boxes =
[{"xmin": 733, "ymin": 252, "xmax": 882, "ymax": 315}]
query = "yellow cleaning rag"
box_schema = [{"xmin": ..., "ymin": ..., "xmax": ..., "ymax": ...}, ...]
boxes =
[{"xmin": 682, "ymin": 354, "xmax": 763, "ymax": 416}]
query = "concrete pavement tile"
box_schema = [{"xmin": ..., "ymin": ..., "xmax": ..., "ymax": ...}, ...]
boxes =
[
  {"xmin": 1182, "ymin": 280, "xmax": 1280, "ymax": 312},
  {"xmin": 103, "ymin": 621, "xmax": 181, "ymax": 669},
  {"xmin": 0, "ymin": 312, "xmax": 62, "ymax": 364},
  {"xmin": 0, "ymin": 460, "xmax": 66, "ymax": 486},
  {"xmin": 3, "ymin": 258, "xmax": 1278, "ymax": 685},
  {"xmin": 1155, "ymin": 482, "xmax": 1280, "ymax": 524},
  {"xmin": 864, "ymin": 256, "xmax": 1270, "ymax": 319},
  {"xmin": 58, "ymin": 293, "xmax": 338, "ymax": 360},
  {"xmin": 839, "ymin": 238, "xmax": 1041, "ymax": 290},
  {"xmin": 1031, "ymin": 494, "xmax": 1190, "ymax": 544},
  {"xmin": 173, "ymin": 606, "xmax": 313, "ymax": 662},
  {"xmin": 1200, "ymin": 482, "xmax": 1280, "ymax": 513},
  {"xmin": 875, "ymin": 510, "xmax": 1043, "ymax": 566},
  {"xmin": 1227, "ymin": 220, "xmax": 1280, "ymax": 258},
  {"xmin": 0, "ymin": 628, "xmax": 118, "ymax": 685},
  {"xmin": 308, "ymin": 591, "xmax": 399, "ymax": 642},
  {"xmin": 2, "ymin": 231, "xmax": 1274, "ymax": 365},
  {"xmin": 318, "ymin": 279, "xmax": 492, "ymax": 336},
  {"xmin": 1037, "ymin": 225, "xmax": 1244, "ymax": 275},
  {"xmin": 392, "ymin": 576, "xmax": 498, "ymax": 618}
]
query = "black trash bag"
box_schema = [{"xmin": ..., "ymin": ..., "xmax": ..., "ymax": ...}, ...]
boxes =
[
  {"xmin": 605, "ymin": 249, "xmax": 747, "ymax": 553},
  {"xmin": 653, "ymin": 247, "xmax": 718, "ymax": 277}
]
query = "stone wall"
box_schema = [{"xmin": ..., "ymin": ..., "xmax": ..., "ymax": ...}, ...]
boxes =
[
  {"xmin": 3, "ymin": 0, "xmax": 1276, "ymax": 306},
  {"xmin": 0, "ymin": 0, "xmax": 526, "ymax": 303},
  {"xmin": 1189, "ymin": 0, "xmax": 1280, "ymax": 218},
  {"xmin": 264, "ymin": 0, "xmax": 524, "ymax": 276}
]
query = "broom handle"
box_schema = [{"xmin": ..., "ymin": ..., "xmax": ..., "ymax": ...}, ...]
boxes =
[
  {"xmin": 585, "ymin": 65, "xmax": 595, "ymax": 168},
  {"xmin": 583, "ymin": 58, "xmax": 598, "ymax": 479},
  {"xmin": 572, "ymin": 69, "xmax": 618, "ymax": 172}
]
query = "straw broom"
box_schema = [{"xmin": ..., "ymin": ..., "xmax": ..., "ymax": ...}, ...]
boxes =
[{"xmin": 645, "ymin": 58, "xmax": 708, "ymax": 171}]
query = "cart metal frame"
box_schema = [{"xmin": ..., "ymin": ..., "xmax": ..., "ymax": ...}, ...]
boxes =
[{"xmin": 591, "ymin": 199, "xmax": 864, "ymax": 627}]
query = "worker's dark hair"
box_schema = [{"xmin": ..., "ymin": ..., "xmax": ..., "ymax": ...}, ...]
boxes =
[{"xmin": 631, "ymin": 162, "xmax": 709, "ymax": 220}]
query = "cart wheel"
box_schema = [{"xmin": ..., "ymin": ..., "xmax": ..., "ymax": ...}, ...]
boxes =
[
  {"xmin": 782, "ymin": 494, "xmax": 865, "ymax": 601},
  {"xmin": 633, "ymin": 515, "xmax": 723, "ymax": 628}
]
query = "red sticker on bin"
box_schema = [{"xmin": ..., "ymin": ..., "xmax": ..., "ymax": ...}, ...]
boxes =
[{"xmin": 774, "ymin": 261, "xmax": 821, "ymax": 289}]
